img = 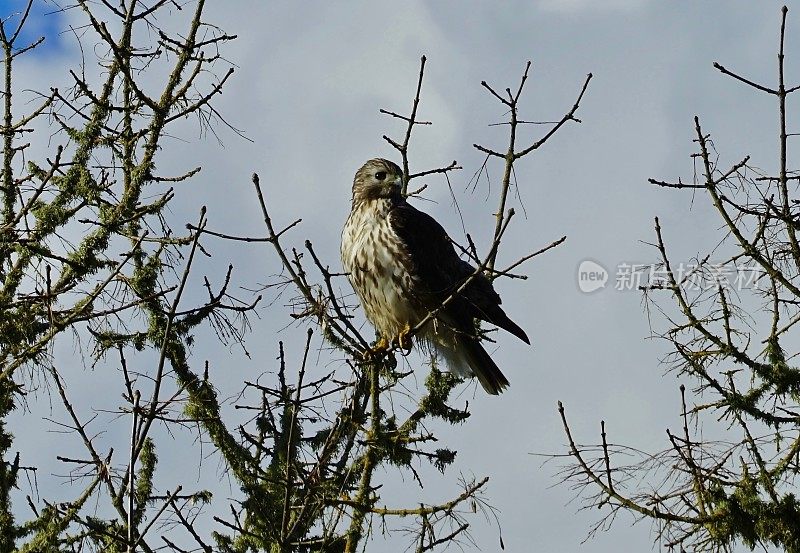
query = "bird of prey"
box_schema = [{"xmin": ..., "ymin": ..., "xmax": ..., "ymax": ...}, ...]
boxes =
[{"xmin": 341, "ymin": 158, "xmax": 530, "ymax": 394}]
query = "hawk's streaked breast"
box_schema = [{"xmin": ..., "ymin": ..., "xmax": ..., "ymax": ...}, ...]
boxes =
[{"xmin": 341, "ymin": 196, "xmax": 421, "ymax": 340}]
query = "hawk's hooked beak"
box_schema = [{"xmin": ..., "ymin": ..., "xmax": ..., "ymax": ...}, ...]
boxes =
[
  {"xmin": 379, "ymin": 175, "xmax": 401, "ymax": 197},
  {"xmin": 363, "ymin": 174, "xmax": 402, "ymax": 200}
]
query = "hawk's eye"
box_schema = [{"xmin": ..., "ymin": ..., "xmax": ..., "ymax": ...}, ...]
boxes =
[{"xmin": 375, "ymin": 171, "xmax": 387, "ymax": 181}]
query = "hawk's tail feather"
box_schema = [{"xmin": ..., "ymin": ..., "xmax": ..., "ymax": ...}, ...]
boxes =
[
  {"xmin": 479, "ymin": 307, "xmax": 530, "ymax": 345},
  {"xmin": 458, "ymin": 336, "xmax": 510, "ymax": 395},
  {"xmin": 493, "ymin": 312, "xmax": 530, "ymax": 345}
]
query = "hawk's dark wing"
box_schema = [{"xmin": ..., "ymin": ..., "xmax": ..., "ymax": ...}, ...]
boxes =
[{"xmin": 389, "ymin": 199, "xmax": 529, "ymax": 345}]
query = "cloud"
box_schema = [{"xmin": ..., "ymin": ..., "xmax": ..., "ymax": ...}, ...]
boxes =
[
  {"xmin": 3, "ymin": 0, "xmax": 72, "ymax": 56},
  {"xmin": 537, "ymin": 0, "xmax": 650, "ymax": 13}
]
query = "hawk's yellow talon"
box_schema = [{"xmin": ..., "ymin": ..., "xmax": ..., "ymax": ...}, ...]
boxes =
[
  {"xmin": 363, "ymin": 337, "xmax": 389, "ymax": 359},
  {"xmin": 396, "ymin": 323, "xmax": 413, "ymax": 352}
]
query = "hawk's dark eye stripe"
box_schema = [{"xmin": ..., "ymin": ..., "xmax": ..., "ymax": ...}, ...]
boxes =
[{"xmin": 375, "ymin": 171, "xmax": 387, "ymax": 181}]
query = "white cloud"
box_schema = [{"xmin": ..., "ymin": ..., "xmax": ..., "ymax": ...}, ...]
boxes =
[{"xmin": 538, "ymin": 0, "xmax": 650, "ymax": 13}]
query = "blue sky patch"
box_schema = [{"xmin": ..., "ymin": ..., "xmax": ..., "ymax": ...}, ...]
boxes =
[{"xmin": 1, "ymin": 0, "xmax": 68, "ymax": 57}]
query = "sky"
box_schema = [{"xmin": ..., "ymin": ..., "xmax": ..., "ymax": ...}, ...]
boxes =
[{"xmin": 3, "ymin": 1, "xmax": 796, "ymax": 551}]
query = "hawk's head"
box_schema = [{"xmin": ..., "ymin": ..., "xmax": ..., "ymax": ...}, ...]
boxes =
[{"xmin": 352, "ymin": 158, "xmax": 402, "ymax": 202}]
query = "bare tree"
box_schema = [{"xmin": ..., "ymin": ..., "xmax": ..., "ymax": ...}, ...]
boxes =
[
  {"xmin": 557, "ymin": 6, "xmax": 800, "ymax": 552},
  {"xmin": 1, "ymin": 2, "xmax": 588, "ymax": 551},
  {"xmin": 0, "ymin": 1, "xmax": 248, "ymax": 550},
  {"xmin": 200, "ymin": 57, "xmax": 588, "ymax": 552}
]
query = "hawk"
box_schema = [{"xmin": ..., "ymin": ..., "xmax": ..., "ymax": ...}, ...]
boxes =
[{"xmin": 341, "ymin": 158, "xmax": 530, "ymax": 395}]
